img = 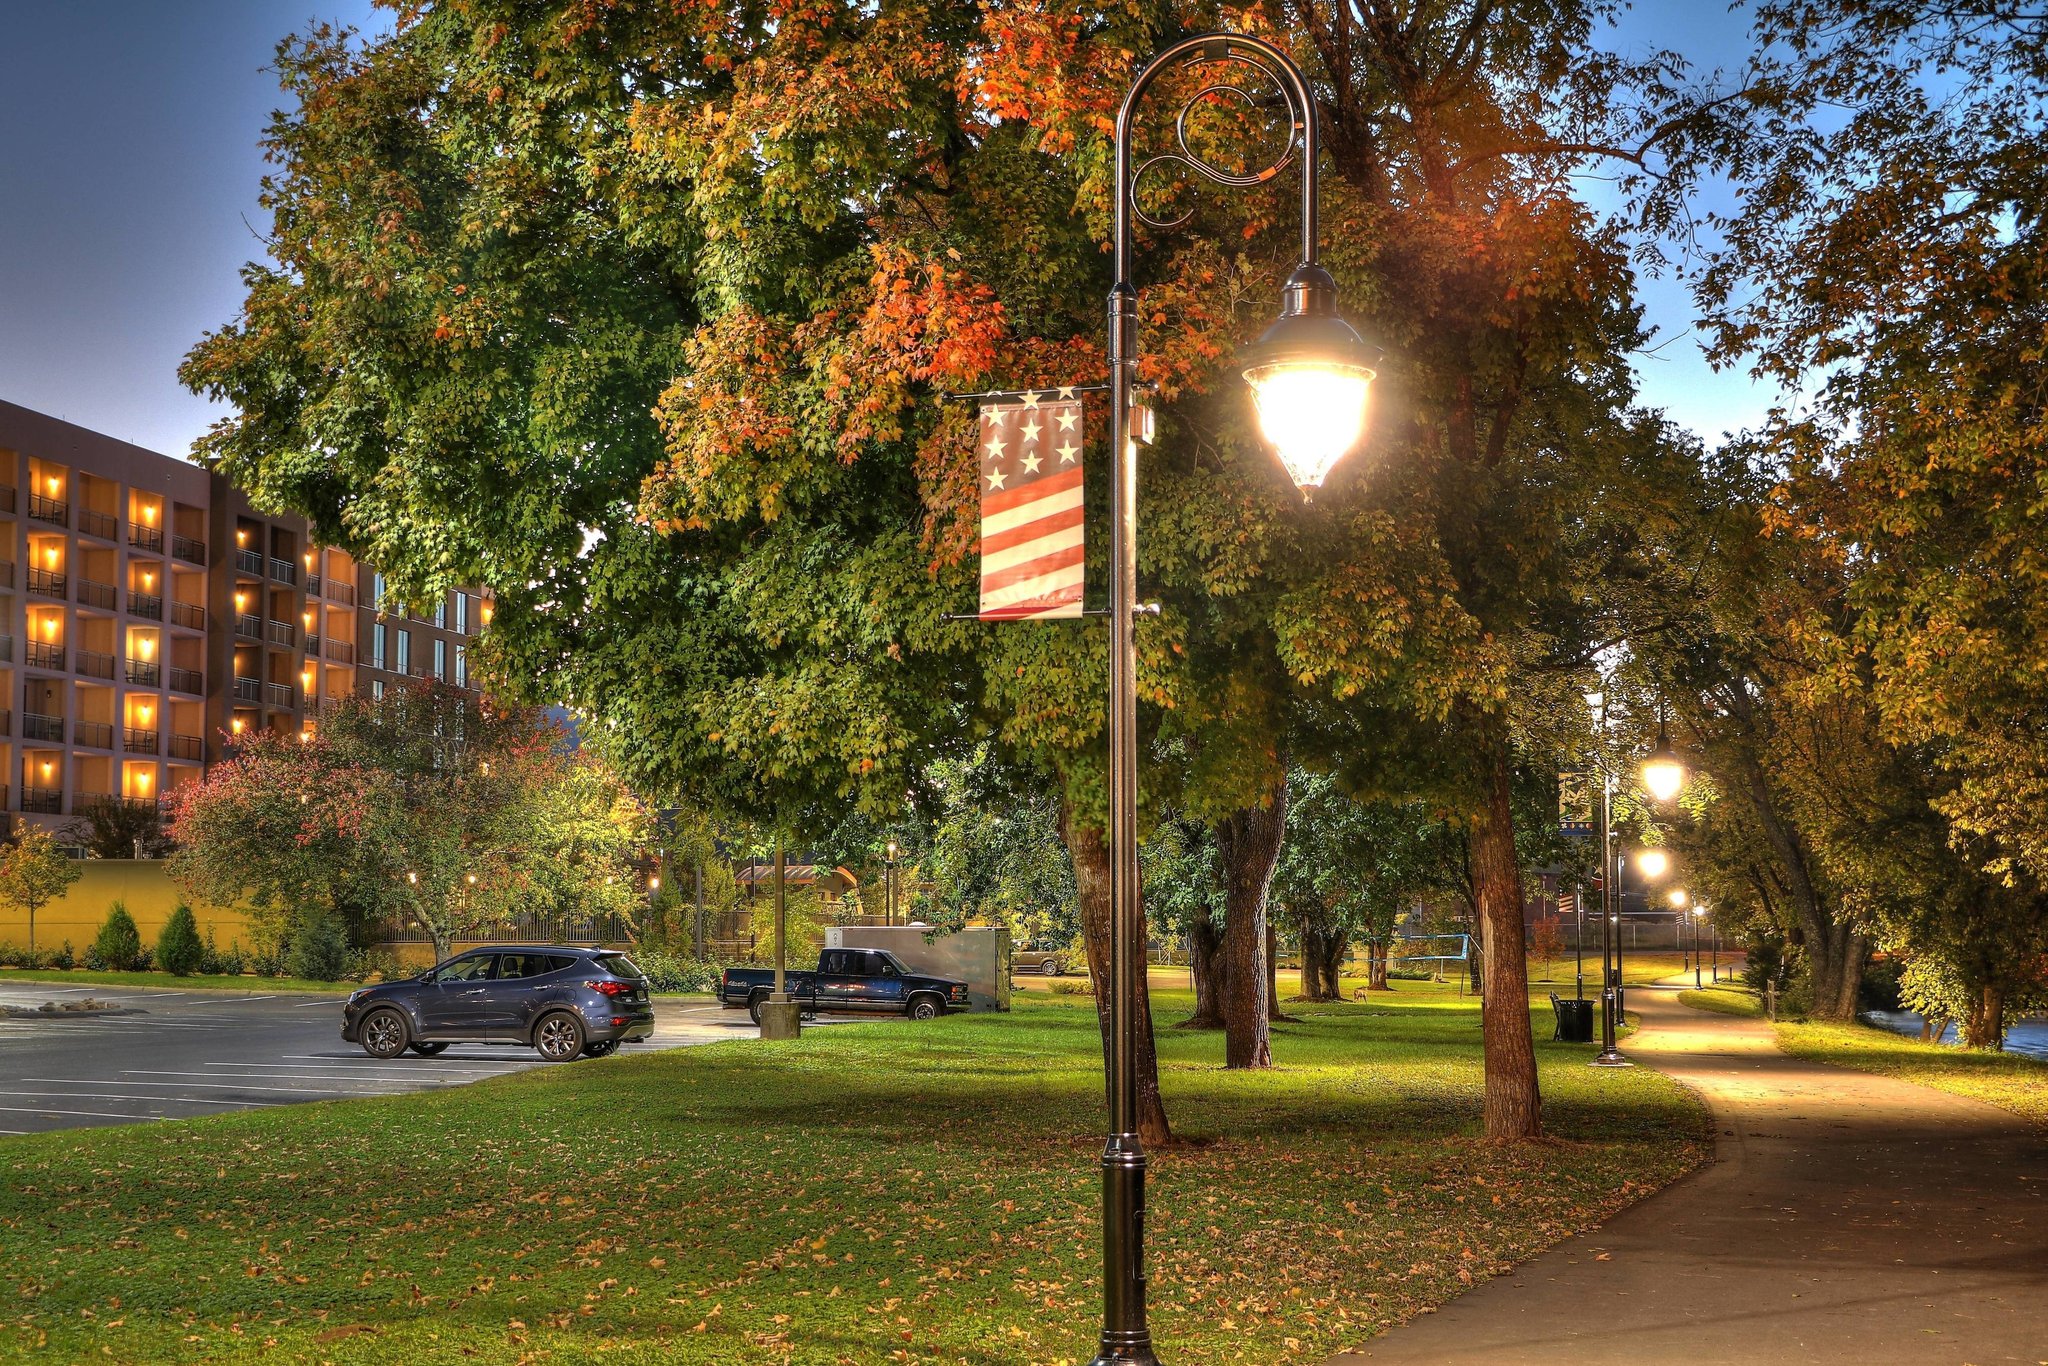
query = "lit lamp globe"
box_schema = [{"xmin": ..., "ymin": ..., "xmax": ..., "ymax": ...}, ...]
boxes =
[
  {"xmin": 1640, "ymin": 739, "xmax": 1685, "ymax": 804},
  {"xmin": 1636, "ymin": 848, "xmax": 1670, "ymax": 880},
  {"xmin": 1240, "ymin": 264, "xmax": 1380, "ymax": 492},
  {"xmin": 1668, "ymin": 888, "xmax": 1688, "ymax": 909}
]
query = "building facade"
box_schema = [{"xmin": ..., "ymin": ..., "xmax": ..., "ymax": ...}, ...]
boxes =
[{"xmin": 0, "ymin": 401, "xmax": 489, "ymax": 827}]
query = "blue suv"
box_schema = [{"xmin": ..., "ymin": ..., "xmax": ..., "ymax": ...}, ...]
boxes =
[{"xmin": 342, "ymin": 946, "xmax": 655, "ymax": 1062}]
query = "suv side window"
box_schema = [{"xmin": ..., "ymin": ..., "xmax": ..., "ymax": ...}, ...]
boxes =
[
  {"xmin": 438, "ymin": 954, "xmax": 497, "ymax": 983},
  {"xmin": 499, "ymin": 954, "xmax": 553, "ymax": 980}
]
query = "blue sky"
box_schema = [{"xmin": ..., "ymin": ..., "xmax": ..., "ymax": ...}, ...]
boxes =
[{"xmin": 0, "ymin": 1, "xmax": 1779, "ymax": 460}]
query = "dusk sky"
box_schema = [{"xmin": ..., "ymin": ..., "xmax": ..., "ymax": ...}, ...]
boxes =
[{"xmin": 0, "ymin": 2, "xmax": 1776, "ymax": 461}]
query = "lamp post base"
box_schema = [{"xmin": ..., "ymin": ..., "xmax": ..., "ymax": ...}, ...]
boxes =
[
  {"xmin": 1589, "ymin": 1050, "xmax": 1633, "ymax": 1068},
  {"xmin": 758, "ymin": 996, "xmax": 802, "ymax": 1040},
  {"xmin": 1090, "ymin": 1350, "xmax": 1163, "ymax": 1366}
]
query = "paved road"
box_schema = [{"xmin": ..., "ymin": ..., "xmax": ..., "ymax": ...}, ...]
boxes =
[
  {"xmin": 1333, "ymin": 978, "xmax": 2048, "ymax": 1365},
  {"xmin": 0, "ymin": 980, "xmax": 851, "ymax": 1136}
]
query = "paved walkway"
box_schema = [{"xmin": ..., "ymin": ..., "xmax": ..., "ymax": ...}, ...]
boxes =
[{"xmin": 1331, "ymin": 979, "xmax": 2048, "ymax": 1364}]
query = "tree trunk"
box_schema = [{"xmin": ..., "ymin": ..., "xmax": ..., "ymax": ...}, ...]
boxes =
[
  {"xmin": 1368, "ymin": 938, "xmax": 1390, "ymax": 991},
  {"xmin": 1214, "ymin": 775, "xmax": 1287, "ymax": 1069},
  {"xmin": 1322, "ymin": 929, "xmax": 1348, "ymax": 999},
  {"xmin": 1180, "ymin": 907, "xmax": 1226, "ymax": 1029},
  {"xmin": 1728, "ymin": 742, "xmax": 1867, "ymax": 1019},
  {"xmin": 1297, "ymin": 919, "xmax": 1336, "ymax": 1002},
  {"xmin": 1467, "ymin": 713, "xmax": 1542, "ymax": 1139},
  {"xmin": 1062, "ymin": 804, "xmax": 1171, "ymax": 1147},
  {"xmin": 1963, "ymin": 983, "xmax": 2006, "ymax": 1050}
]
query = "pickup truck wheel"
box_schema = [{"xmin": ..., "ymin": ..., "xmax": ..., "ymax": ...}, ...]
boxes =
[
  {"xmin": 747, "ymin": 990, "xmax": 769, "ymax": 1025},
  {"xmin": 359, "ymin": 1008, "xmax": 409, "ymax": 1059},
  {"xmin": 1040, "ymin": 960, "xmax": 1061, "ymax": 977},
  {"xmin": 533, "ymin": 1011, "xmax": 586, "ymax": 1062},
  {"xmin": 906, "ymin": 994, "xmax": 943, "ymax": 1021}
]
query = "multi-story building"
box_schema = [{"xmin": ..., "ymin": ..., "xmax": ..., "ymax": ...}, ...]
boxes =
[{"xmin": 0, "ymin": 400, "xmax": 490, "ymax": 826}]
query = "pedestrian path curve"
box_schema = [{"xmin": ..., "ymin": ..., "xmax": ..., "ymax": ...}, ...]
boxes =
[{"xmin": 1328, "ymin": 979, "xmax": 2048, "ymax": 1364}]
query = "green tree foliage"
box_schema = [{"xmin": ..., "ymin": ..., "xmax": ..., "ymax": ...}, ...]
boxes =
[
  {"xmin": 166, "ymin": 683, "xmax": 644, "ymax": 960},
  {"xmin": 0, "ymin": 826, "xmax": 83, "ymax": 953},
  {"xmin": 287, "ymin": 915, "xmax": 353, "ymax": 983},
  {"xmin": 921, "ymin": 754, "xmax": 1078, "ymax": 942},
  {"xmin": 91, "ymin": 903, "xmax": 143, "ymax": 973},
  {"xmin": 154, "ymin": 904, "xmax": 204, "ymax": 977},
  {"xmin": 180, "ymin": 1, "xmax": 1727, "ymax": 1139},
  {"xmin": 60, "ymin": 797, "xmax": 174, "ymax": 860}
]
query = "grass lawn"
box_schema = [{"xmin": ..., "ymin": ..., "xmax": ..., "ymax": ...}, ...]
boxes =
[
  {"xmin": 1775, "ymin": 1019, "xmax": 2048, "ymax": 1129},
  {"xmin": 0, "ymin": 967, "xmax": 354, "ymax": 994},
  {"xmin": 1677, "ymin": 986, "xmax": 1762, "ymax": 1018},
  {"xmin": 0, "ymin": 979, "xmax": 1705, "ymax": 1365}
]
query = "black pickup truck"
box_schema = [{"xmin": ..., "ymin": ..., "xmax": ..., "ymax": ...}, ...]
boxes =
[{"xmin": 720, "ymin": 948, "xmax": 971, "ymax": 1022}]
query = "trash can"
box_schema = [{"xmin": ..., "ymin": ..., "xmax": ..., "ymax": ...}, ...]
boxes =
[{"xmin": 1554, "ymin": 997, "xmax": 1594, "ymax": 1042}]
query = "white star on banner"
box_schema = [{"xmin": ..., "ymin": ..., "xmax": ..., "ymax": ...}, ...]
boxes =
[
  {"xmin": 1055, "ymin": 386, "xmax": 1075, "ymax": 399},
  {"xmin": 1021, "ymin": 420, "xmax": 1043, "ymax": 442},
  {"xmin": 1055, "ymin": 410, "xmax": 1079, "ymax": 431},
  {"xmin": 1021, "ymin": 390, "xmax": 1042, "ymax": 409},
  {"xmin": 984, "ymin": 432, "xmax": 1008, "ymax": 460},
  {"xmin": 1056, "ymin": 442, "xmax": 1078, "ymax": 464},
  {"xmin": 1021, "ymin": 451, "xmax": 1043, "ymax": 474},
  {"xmin": 987, "ymin": 468, "xmax": 1007, "ymax": 491}
]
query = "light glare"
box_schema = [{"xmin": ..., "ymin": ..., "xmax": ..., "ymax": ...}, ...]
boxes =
[{"xmin": 1245, "ymin": 362, "xmax": 1372, "ymax": 490}]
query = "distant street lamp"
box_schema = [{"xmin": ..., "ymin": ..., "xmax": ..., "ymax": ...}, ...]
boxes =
[
  {"xmin": 1091, "ymin": 31, "xmax": 1379, "ymax": 1366},
  {"xmin": 885, "ymin": 840, "xmax": 900, "ymax": 927},
  {"xmin": 1587, "ymin": 689, "xmax": 1687, "ymax": 1068},
  {"xmin": 1693, "ymin": 904, "xmax": 1708, "ymax": 988},
  {"xmin": 1668, "ymin": 888, "xmax": 1689, "ymax": 969}
]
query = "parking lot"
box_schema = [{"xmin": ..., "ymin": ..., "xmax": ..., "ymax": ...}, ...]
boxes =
[{"xmin": 0, "ymin": 980, "xmax": 848, "ymax": 1136}]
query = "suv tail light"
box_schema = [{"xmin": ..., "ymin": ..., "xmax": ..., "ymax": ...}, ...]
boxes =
[{"xmin": 587, "ymin": 980, "xmax": 632, "ymax": 997}]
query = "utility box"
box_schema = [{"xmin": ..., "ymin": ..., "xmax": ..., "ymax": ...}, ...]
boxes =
[{"xmin": 825, "ymin": 925, "xmax": 1011, "ymax": 1012}]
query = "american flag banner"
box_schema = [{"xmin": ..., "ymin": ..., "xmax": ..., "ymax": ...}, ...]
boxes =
[{"xmin": 978, "ymin": 389, "xmax": 1085, "ymax": 620}]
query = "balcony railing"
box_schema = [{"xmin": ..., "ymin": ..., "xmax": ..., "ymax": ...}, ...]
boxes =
[
  {"xmin": 74, "ymin": 720, "xmax": 113, "ymax": 750},
  {"xmin": 25, "ymin": 642, "xmax": 64, "ymax": 670},
  {"xmin": 264, "ymin": 681, "xmax": 296, "ymax": 709},
  {"xmin": 128, "ymin": 590, "xmax": 163, "ymax": 620},
  {"xmin": 26, "ymin": 568, "xmax": 66, "ymax": 598},
  {"xmin": 0, "ymin": 485, "xmax": 14, "ymax": 513},
  {"xmin": 323, "ymin": 639, "xmax": 356, "ymax": 665},
  {"xmin": 21, "ymin": 787, "xmax": 62, "ymax": 815},
  {"xmin": 306, "ymin": 573, "xmax": 322, "ymax": 597},
  {"xmin": 77, "ymin": 579, "xmax": 115, "ymax": 610},
  {"xmin": 123, "ymin": 727, "xmax": 159, "ymax": 755},
  {"xmin": 266, "ymin": 619, "xmax": 295, "ymax": 647},
  {"xmin": 75, "ymin": 650, "xmax": 115, "ymax": 681},
  {"xmin": 27, "ymin": 493, "xmax": 67, "ymax": 525},
  {"xmin": 170, "ymin": 601, "xmax": 205, "ymax": 630},
  {"xmin": 125, "ymin": 657, "xmax": 161, "ymax": 686},
  {"xmin": 169, "ymin": 666, "xmax": 204, "ymax": 695},
  {"xmin": 270, "ymin": 557, "xmax": 298, "ymax": 584},
  {"xmin": 0, "ymin": 560, "xmax": 13, "ymax": 589},
  {"xmin": 129, "ymin": 522, "xmax": 163, "ymax": 552},
  {"xmin": 22, "ymin": 713, "xmax": 63, "ymax": 743},
  {"xmin": 0, "ymin": 634, "xmax": 13, "ymax": 662},
  {"xmin": 232, "ymin": 676, "xmax": 262, "ymax": 703},
  {"xmin": 235, "ymin": 547, "xmax": 264, "ymax": 575},
  {"xmin": 0, "ymin": 708, "xmax": 10, "ymax": 735},
  {"xmin": 172, "ymin": 534, "xmax": 207, "ymax": 564},
  {"xmin": 234, "ymin": 613, "xmax": 262, "ymax": 641},
  {"xmin": 326, "ymin": 579, "xmax": 356, "ymax": 606},
  {"xmin": 78, "ymin": 509, "xmax": 117, "ymax": 540},
  {"xmin": 169, "ymin": 734, "xmax": 203, "ymax": 762}
]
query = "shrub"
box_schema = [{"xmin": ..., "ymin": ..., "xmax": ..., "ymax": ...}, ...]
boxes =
[
  {"xmin": 286, "ymin": 916, "xmax": 351, "ymax": 982},
  {"xmin": 1049, "ymin": 978, "xmax": 1094, "ymax": 996},
  {"xmin": 215, "ymin": 940, "xmax": 247, "ymax": 977},
  {"xmin": 51, "ymin": 940, "xmax": 74, "ymax": 971},
  {"xmin": 628, "ymin": 948, "xmax": 723, "ymax": 994},
  {"xmin": 155, "ymin": 905, "xmax": 205, "ymax": 977},
  {"xmin": 90, "ymin": 904, "xmax": 143, "ymax": 972},
  {"xmin": 342, "ymin": 946, "xmax": 403, "ymax": 984}
]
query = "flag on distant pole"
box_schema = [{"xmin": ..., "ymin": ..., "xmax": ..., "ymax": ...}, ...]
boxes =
[{"xmin": 978, "ymin": 389, "xmax": 1084, "ymax": 620}]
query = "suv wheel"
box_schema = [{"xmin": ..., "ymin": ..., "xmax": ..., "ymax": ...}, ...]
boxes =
[
  {"xmin": 906, "ymin": 995, "xmax": 943, "ymax": 1021},
  {"xmin": 533, "ymin": 1011, "xmax": 586, "ymax": 1062},
  {"xmin": 1040, "ymin": 959, "xmax": 1061, "ymax": 977},
  {"xmin": 360, "ymin": 1008, "xmax": 409, "ymax": 1059}
]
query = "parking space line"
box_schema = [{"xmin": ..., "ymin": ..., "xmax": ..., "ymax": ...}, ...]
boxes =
[
  {"xmin": 204, "ymin": 1062, "xmax": 533, "ymax": 1078},
  {"xmin": 122, "ymin": 1068, "xmax": 449, "ymax": 1085},
  {"xmin": 0, "ymin": 1104, "xmax": 162, "ymax": 1120},
  {"xmin": 28, "ymin": 1077, "xmax": 429, "ymax": 1097},
  {"xmin": 0, "ymin": 1090, "xmax": 276, "ymax": 1108},
  {"xmin": 280, "ymin": 1053, "xmax": 536, "ymax": 1068}
]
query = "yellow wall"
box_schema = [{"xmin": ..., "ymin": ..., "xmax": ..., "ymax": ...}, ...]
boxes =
[{"xmin": 0, "ymin": 861, "xmax": 255, "ymax": 951}]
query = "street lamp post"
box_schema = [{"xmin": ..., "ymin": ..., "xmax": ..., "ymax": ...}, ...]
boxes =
[
  {"xmin": 1094, "ymin": 33, "xmax": 1378, "ymax": 1366},
  {"xmin": 884, "ymin": 841, "xmax": 899, "ymax": 926},
  {"xmin": 1693, "ymin": 906, "xmax": 1706, "ymax": 988}
]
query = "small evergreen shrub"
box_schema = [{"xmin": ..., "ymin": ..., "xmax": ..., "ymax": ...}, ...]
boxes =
[
  {"xmin": 89, "ymin": 904, "xmax": 143, "ymax": 972},
  {"xmin": 627, "ymin": 948, "xmax": 724, "ymax": 994},
  {"xmin": 155, "ymin": 905, "xmax": 205, "ymax": 977},
  {"xmin": 51, "ymin": 940, "xmax": 75, "ymax": 971},
  {"xmin": 286, "ymin": 916, "xmax": 351, "ymax": 982}
]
